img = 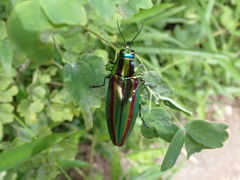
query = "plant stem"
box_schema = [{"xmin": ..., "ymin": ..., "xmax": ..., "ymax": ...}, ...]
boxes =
[
  {"xmin": 165, "ymin": 107, "xmax": 184, "ymax": 129},
  {"xmin": 75, "ymin": 167, "xmax": 89, "ymax": 180},
  {"xmin": 79, "ymin": 25, "xmax": 118, "ymax": 51},
  {"xmin": 57, "ymin": 163, "xmax": 72, "ymax": 180}
]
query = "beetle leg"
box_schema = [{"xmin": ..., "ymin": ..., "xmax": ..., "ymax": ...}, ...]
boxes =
[
  {"xmin": 109, "ymin": 60, "xmax": 115, "ymax": 64},
  {"xmin": 138, "ymin": 64, "xmax": 144, "ymax": 68},
  {"xmin": 106, "ymin": 67, "xmax": 113, "ymax": 71},
  {"xmin": 139, "ymin": 104, "xmax": 149, "ymax": 128},
  {"xmin": 89, "ymin": 76, "xmax": 109, "ymax": 88}
]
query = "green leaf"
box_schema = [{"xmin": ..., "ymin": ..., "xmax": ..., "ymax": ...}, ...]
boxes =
[
  {"xmin": 29, "ymin": 101, "xmax": 44, "ymax": 113},
  {"xmin": 0, "ymin": 103, "xmax": 14, "ymax": 124},
  {"xmin": 39, "ymin": 0, "xmax": 87, "ymax": 25},
  {"xmin": 136, "ymin": 0, "xmax": 153, "ymax": 9},
  {"xmin": 0, "ymin": 21, "xmax": 7, "ymax": 40},
  {"xmin": 140, "ymin": 124, "xmax": 159, "ymax": 139},
  {"xmin": 63, "ymin": 54, "xmax": 105, "ymax": 129},
  {"xmin": 0, "ymin": 74, "xmax": 12, "ymax": 91},
  {"xmin": 17, "ymin": 99, "xmax": 31, "ymax": 117},
  {"xmin": 161, "ymin": 96, "xmax": 192, "ymax": 116},
  {"xmin": 36, "ymin": 164, "xmax": 59, "ymax": 180},
  {"xmin": 161, "ymin": 128, "xmax": 184, "ymax": 171},
  {"xmin": 143, "ymin": 71, "xmax": 172, "ymax": 97},
  {"xmin": 120, "ymin": 0, "xmax": 154, "ymax": 17},
  {"xmin": 122, "ymin": 3, "xmax": 173, "ymax": 23},
  {"xmin": 46, "ymin": 103, "xmax": 74, "ymax": 122},
  {"xmin": 218, "ymin": 58, "xmax": 240, "ymax": 81},
  {"xmin": 120, "ymin": 1, "xmax": 138, "ymax": 17},
  {"xmin": 91, "ymin": 0, "xmax": 115, "ymax": 20},
  {"xmin": 0, "ymin": 39, "xmax": 13, "ymax": 75},
  {"xmin": 141, "ymin": 107, "xmax": 179, "ymax": 142},
  {"xmin": 28, "ymin": 85, "xmax": 47, "ymax": 101},
  {"xmin": 220, "ymin": 6, "xmax": 236, "ymax": 30},
  {"xmin": 58, "ymin": 158, "xmax": 90, "ymax": 169},
  {"xmin": 110, "ymin": 150, "xmax": 121, "ymax": 180},
  {"xmin": 185, "ymin": 120, "xmax": 229, "ymax": 148},
  {"xmin": 7, "ymin": 1, "xmax": 54, "ymax": 64},
  {"xmin": 0, "ymin": 123, "xmax": 2, "ymax": 141},
  {"xmin": 0, "ymin": 132, "xmax": 72, "ymax": 171},
  {"xmin": 185, "ymin": 133, "xmax": 210, "ymax": 158},
  {"xmin": 64, "ymin": 33, "xmax": 87, "ymax": 53},
  {"xmin": 0, "ymin": 86, "xmax": 18, "ymax": 103}
]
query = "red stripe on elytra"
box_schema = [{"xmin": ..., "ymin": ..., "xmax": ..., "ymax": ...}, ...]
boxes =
[
  {"xmin": 120, "ymin": 78, "xmax": 138, "ymax": 146},
  {"xmin": 110, "ymin": 76, "xmax": 117, "ymax": 145}
]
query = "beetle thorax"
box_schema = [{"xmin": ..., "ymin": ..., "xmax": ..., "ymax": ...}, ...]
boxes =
[{"xmin": 111, "ymin": 48, "xmax": 137, "ymax": 78}]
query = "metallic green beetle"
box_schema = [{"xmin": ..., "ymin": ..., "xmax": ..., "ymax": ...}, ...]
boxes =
[{"xmin": 92, "ymin": 22, "xmax": 144, "ymax": 146}]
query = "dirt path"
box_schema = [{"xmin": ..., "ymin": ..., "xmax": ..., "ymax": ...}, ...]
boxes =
[{"xmin": 172, "ymin": 97, "xmax": 240, "ymax": 180}]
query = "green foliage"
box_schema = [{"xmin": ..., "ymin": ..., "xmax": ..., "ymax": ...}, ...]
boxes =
[
  {"xmin": 63, "ymin": 54, "xmax": 106, "ymax": 129},
  {"xmin": 39, "ymin": 0, "xmax": 87, "ymax": 25},
  {"xmin": 161, "ymin": 120, "xmax": 228, "ymax": 171},
  {"xmin": 7, "ymin": 1, "xmax": 54, "ymax": 64},
  {"xmin": 141, "ymin": 106, "xmax": 179, "ymax": 142},
  {"xmin": 161, "ymin": 129, "xmax": 185, "ymax": 171},
  {"xmin": 185, "ymin": 120, "xmax": 229, "ymax": 148},
  {"xmin": 0, "ymin": 0, "xmax": 236, "ymax": 179},
  {"xmin": 0, "ymin": 132, "xmax": 74, "ymax": 171}
]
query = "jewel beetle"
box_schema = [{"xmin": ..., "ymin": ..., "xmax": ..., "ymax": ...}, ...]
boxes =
[{"xmin": 91, "ymin": 22, "xmax": 145, "ymax": 146}]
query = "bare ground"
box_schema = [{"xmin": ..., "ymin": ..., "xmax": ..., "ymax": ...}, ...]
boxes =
[{"xmin": 173, "ymin": 97, "xmax": 240, "ymax": 180}]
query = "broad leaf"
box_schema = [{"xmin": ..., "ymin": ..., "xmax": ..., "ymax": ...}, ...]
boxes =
[
  {"xmin": 143, "ymin": 71, "xmax": 172, "ymax": 97},
  {"xmin": 7, "ymin": 1, "xmax": 54, "ymax": 64},
  {"xmin": 120, "ymin": 0, "xmax": 153, "ymax": 17},
  {"xmin": 0, "ymin": 104, "xmax": 14, "ymax": 124},
  {"xmin": 141, "ymin": 125, "xmax": 159, "ymax": 139},
  {"xmin": 185, "ymin": 133, "xmax": 210, "ymax": 158},
  {"xmin": 161, "ymin": 128, "xmax": 184, "ymax": 171},
  {"xmin": 64, "ymin": 54, "xmax": 105, "ymax": 129},
  {"xmin": 0, "ymin": 132, "xmax": 72, "ymax": 171},
  {"xmin": 39, "ymin": 0, "xmax": 87, "ymax": 25},
  {"xmin": 0, "ymin": 86, "xmax": 18, "ymax": 102},
  {"xmin": 91, "ymin": 0, "xmax": 115, "ymax": 20},
  {"xmin": 161, "ymin": 96, "xmax": 192, "ymax": 116},
  {"xmin": 141, "ymin": 106, "xmax": 179, "ymax": 142},
  {"xmin": 0, "ymin": 39, "xmax": 13, "ymax": 75},
  {"xmin": 185, "ymin": 120, "xmax": 228, "ymax": 148}
]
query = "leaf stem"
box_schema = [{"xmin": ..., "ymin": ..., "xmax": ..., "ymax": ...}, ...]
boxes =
[
  {"xmin": 51, "ymin": 34, "xmax": 69, "ymax": 64},
  {"xmin": 79, "ymin": 25, "xmax": 118, "ymax": 51},
  {"xmin": 52, "ymin": 61, "xmax": 63, "ymax": 69},
  {"xmin": 165, "ymin": 106, "xmax": 184, "ymax": 129},
  {"xmin": 74, "ymin": 167, "xmax": 89, "ymax": 180},
  {"xmin": 57, "ymin": 163, "xmax": 72, "ymax": 180}
]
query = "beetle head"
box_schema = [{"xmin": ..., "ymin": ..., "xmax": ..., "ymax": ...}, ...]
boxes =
[{"xmin": 119, "ymin": 47, "xmax": 135, "ymax": 59}]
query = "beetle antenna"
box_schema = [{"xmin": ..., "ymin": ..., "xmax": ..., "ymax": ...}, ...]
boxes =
[
  {"xmin": 117, "ymin": 20, "xmax": 126, "ymax": 47},
  {"xmin": 128, "ymin": 23, "xmax": 144, "ymax": 47}
]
